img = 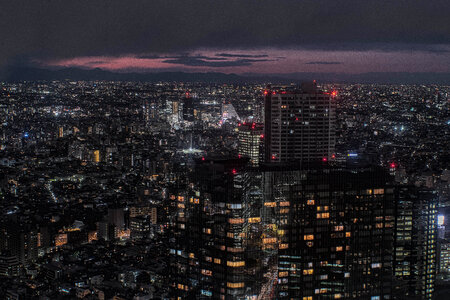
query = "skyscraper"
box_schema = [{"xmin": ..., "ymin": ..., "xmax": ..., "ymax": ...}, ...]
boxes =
[
  {"xmin": 170, "ymin": 158, "xmax": 264, "ymax": 299},
  {"xmin": 238, "ymin": 122, "xmax": 264, "ymax": 166},
  {"xmin": 183, "ymin": 92, "xmax": 195, "ymax": 122},
  {"xmin": 393, "ymin": 187, "xmax": 438, "ymax": 300},
  {"xmin": 266, "ymin": 165, "xmax": 395, "ymax": 299},
  {"xmin": 264, "ymin": 82, "xmax": 336, "ymax": 163}
]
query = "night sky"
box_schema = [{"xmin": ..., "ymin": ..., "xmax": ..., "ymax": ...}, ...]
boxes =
[{"xmin": 2, "ymin": 0, "xmax": 450, "ymax": 74}]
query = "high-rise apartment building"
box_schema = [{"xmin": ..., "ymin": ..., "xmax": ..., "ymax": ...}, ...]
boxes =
[{"xmin": 264, "ymin": 82, "xmax": 336, "ymax": 163}]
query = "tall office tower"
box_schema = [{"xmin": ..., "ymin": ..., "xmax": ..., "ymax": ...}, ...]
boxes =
[
  {"xmin": 170, "ymin": 158, "xmax": 264, "ymax": 299},
  {"xmin": 238, "ymin": 122, "xmax": 264, "ymax": 166},
  {"xmin": 266, "ymin": 165, "xmax": 395, "ymax": 299},
  {"xmin": 393, "ymin": 187, "xmax": 438, "ymax": 300},
  {"xmin": 172, "ymin": 100, "xmax": 181, "ymax": 120},
  {"xmin": 183, "ymin": 92, "xmax": 195, "ymax": 122},
  {"xmin": 264, "ymin": 82, "xmax": 336, "ymax": 163},
  {"xmin": 143, "ymin": 100, "xmax": 157, "ymax": 127}
]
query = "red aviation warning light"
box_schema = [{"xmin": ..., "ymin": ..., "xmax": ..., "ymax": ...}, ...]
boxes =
[
  {"xmin": 201, "ymin": 157, "xmax": 205, "ymax": 161},
  {"xmin": 322, "ymin": 157, "xmax": 328, "ymax": 162},
  {"xmin": 260, "ymin": 134, "xmax": 264, "ymax": 138},
  {"xmin": 232, "ymin": 169, "xmax": 237, "ymax": 175},
  {"xmin": 331, "ymin": 91, "xmax": 337, "ymax": 97},
  {"xmin": 264, "ymin": 90, "xmax": 268, "ymax": 95},
  {"xmin": 390, "ymin": 162, "xmax": 397, "ymax": 169}
]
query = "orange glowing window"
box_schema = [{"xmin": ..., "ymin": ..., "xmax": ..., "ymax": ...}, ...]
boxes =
[
  {"xmin": 279, "ymin": 271, "xmax": 288, "ymax": 277},
  {"xmin": 279, "ymin": 243, "xmax": 289, "ymax": 249},
  {"xmin": 227, "ymin": 261, "xmax": 245, "ymax": 267},
  {"xmin": 228, "ymin": 218, "xmax": 244, "ymax": 224},
  {"xmin": 227, "ymin": 282, "xmax": 244, "ymax": 288},
  {"xmin": 303, "ymin": 269, "xmax": 314, "ymax": 275}
]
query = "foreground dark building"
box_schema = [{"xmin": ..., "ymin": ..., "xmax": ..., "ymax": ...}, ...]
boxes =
[{"xmin": 393, "ymin": 187, "xmax": 438, "ymax": 300}]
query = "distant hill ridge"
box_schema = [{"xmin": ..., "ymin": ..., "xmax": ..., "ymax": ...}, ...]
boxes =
[{"xmin": 1, "ymin": 66, "xmax": 450, "ymax": 84}]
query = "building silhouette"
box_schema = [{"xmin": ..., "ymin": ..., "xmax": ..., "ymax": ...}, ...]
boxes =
[{"xmin": 264, "ymin": 82, "xmax": 336, "ymax": 163}]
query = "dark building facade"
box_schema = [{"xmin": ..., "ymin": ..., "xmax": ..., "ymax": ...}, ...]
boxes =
[
  {"xmin": 264, "ymin": 83, "xmax": 336, "ymax": 164},
  {"xmin": 393, "ymin": 187, "xmax": 438, "ymax": 300},
  {"xmin": 264, "ymin": 165, "xmax": 395, "ymax": 299},
  {"xmin": 169, "ymin": 158, "xmax": 265, "ymax": 299}
]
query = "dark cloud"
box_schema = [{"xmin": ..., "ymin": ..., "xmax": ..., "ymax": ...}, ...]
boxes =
[
  {"xmin": 162, "ymin": 56, "xmax": 274, "ymax": 67},
  {"xmin": 216, "ymin": 53, "xmax": 269, "ymax": 58},
  {"xmin": 306, "ymin": 61, "xmax": 342, "ymax": 65},
  {"xmin": 1, "ymin": 0, "xmax": 450, "ymax": 66}
]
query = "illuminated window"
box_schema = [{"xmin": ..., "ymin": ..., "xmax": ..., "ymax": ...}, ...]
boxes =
[
  {"xmin": 303, "ymin": 269, "xmax": 314, "ymax": 275},
  {"xmin": 336, "ymin": 246, "xmax": 343, "ymax": 252},
  {"xmin": 248, "ymin": 217, "xmax": 261, "ymax": 223},
  {"xmin": 317, "ymin": 212, "xmax": 329, "ymax": 219},
  {"xmin": 303, "ymin": 297, "xmax": 313, "ymax": 300},
  {"xmin": 334, "ymin": 225, "xmax": 344, "ymax": 231},
  {"xmin": 205, "ymin": 256, "xmax": 212, "ymax": 262},
  {"xmin": 279, "ymin": 271, "xmax": 288, "ymax": 277},
  {"xmin": 304, "ymin": 234, "xmax": 314, "ymax": 240},
  {"xmin": 264, "ymin": 202, "xmax": 276, "ymax": 207},
  {"xmin": 189, "ymin": 253, "xmax": 195, "ymax": 259},
  {"xmin": 227, "ymin": 232, "xmax": 234, "ymax": 238},
  {"xmin": 201, "ymin": 269, "xmax": 212, "ymax": 276},
  {"xmin": 227, "ymin": 282, "xmax": 244, "ymax": 288},
  {"xmin": 263, "ymin": 237, "xmax": 277, "ymax": 244},
  {"xmin": 307, "ymin": 199, "xmax": 315, "ymax": 205},
  {"xmin": 228, "ymin": 218, "xmax": 244, "ymax": 224},
  {"xmin": 279, "ymin": 201, "xmax": 290, "ymax": 207},
  {"xmin": 214, "ymin": 258, "xmax": 221, "ymax": 264},
  {"xmin": 227, "ymin": 261, "xmax": 245, "ymax": 267},
  {"xmin": 204, "ymin": 228, "xmax": 211, "ymax": 234},
  {"xmin": 279, "ymin": 243, "xmax": 288, "ymax": 249}
]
